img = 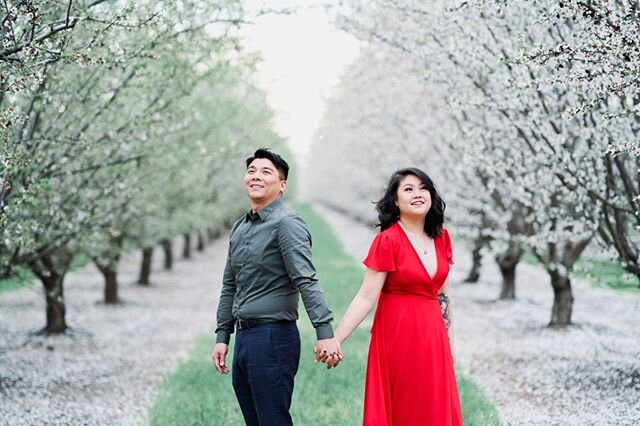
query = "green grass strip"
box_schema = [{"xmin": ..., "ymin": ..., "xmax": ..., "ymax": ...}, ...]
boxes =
[
  {"xmin": 573, "ymin": 258, "xmax": 640, "ymax": 294},
  {"xmin": 0, "ymin": 254, "xmax": 91, "ymax": 293},
  {"xmin": 521, "ymin": 250, "xmax": 639, "ymax": 294},
  {"xmin": 0, "ymin": 267, "xmax": 36, "ymax": 293},
  {"xmin": 148, "ymin": 203, "xmax": 500, "ymax": 425}
]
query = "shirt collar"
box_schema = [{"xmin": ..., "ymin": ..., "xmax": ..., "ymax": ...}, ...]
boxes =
[
  {"xmin": 246, "ymin": 210, "xmax": 260, "ymax": 223},
  {"xmin": 245, "ymin": 198, "xmax": 283, "ymax": 223}
]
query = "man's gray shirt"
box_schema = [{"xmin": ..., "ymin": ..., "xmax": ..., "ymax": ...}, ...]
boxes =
[{"xmin": 215, "ymin": 199, "xmax": 334, "ymax": 344}]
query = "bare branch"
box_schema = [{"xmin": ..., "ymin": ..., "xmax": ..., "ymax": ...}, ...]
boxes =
[{"xmin": 0, "ymin": 18, "xmax": 78, "ymax": 59}]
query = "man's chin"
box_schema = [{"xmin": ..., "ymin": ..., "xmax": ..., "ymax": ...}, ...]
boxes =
[{"xmin": 245, "ymin": 189, "xmax": 263, "ymax": 197}]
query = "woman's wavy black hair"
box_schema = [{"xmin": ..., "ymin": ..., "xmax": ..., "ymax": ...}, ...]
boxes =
[{"xmin": 375, "ymin": 167, "xmax": 446, "ymax": 238}]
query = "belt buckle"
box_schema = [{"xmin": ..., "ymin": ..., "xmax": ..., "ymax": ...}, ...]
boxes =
[{"xmin": 236, "ymin": 319, "xmax": 246, "ymax": 330}]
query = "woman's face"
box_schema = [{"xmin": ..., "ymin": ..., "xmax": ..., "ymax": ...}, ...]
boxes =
[{"xmin": 395, "ymin": 174, "xmax": 431, "ymax": 219}]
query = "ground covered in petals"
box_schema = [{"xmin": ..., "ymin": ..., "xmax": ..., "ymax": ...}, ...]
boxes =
[
  {"xmin": 1, "ymin": 206, "xmax": 638, "ymax": 425},
  {"xmin": 316, "ymin": 204, "xmax": 640, "ymax": 426},
  {"xmin": 0, "ymin": 238, "xmax": 227, "ymax": 426}
]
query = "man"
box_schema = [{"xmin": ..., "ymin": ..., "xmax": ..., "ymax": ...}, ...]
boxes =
[{"xmin": 212, "ymin": 148, "xmax": 342, "ymax": 426}]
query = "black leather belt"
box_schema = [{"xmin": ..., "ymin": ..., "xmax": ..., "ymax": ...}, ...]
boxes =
[{"xmin": 235, "ymin": 318, "xmax": 295, "ymax": 330}]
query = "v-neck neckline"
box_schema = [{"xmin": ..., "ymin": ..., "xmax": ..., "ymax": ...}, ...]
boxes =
[{"xmin": 396, "ymin": 222, "xmax": 439, "ymax": 281}]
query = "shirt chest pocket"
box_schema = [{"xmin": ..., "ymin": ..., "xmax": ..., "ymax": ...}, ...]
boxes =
[
  {"xmin": 229, "ymin": 242, "xmax": 266, "ymax": 273},
  {"xmin": 229, "ymin": 227, "xmax": 279, "ymax": 273}
]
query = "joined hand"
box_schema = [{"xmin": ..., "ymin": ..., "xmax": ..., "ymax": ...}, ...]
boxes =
[{"xmin": 313, "ymin": 338, "xmax": 343, "ymax": 369}]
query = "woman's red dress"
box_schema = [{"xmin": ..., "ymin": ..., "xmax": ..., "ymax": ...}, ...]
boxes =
[{"xmin": 362, "ymin": 222, "xmax": 463, "ymax": 426}]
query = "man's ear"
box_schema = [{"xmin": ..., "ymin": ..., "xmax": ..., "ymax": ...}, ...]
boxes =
[{"xmin": 280, "ymin": 180, "xmax": 287, "ymax": 194}]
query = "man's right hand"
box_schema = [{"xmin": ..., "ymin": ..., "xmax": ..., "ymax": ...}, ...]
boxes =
[
  {"xmin": 212, "ymin": 343, "xmax": 230, "ymax": 374},
  {"xmin": 314, "ymin": 338, "xmax": 343, "ymax": 369}
]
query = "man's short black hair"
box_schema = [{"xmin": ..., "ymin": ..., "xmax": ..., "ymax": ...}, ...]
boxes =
[{"xmin": 245, "ymin": 148, "xmax": 289, "ymax": 180}]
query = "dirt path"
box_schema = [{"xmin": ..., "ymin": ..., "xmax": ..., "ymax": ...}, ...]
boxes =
[
  {"xmin": 0, "ymin": 237, "xmax": 227, "ymax": 425},
  {"xmin": 314, "ymin": 204, "xmax": 640, "ymax": 426}
]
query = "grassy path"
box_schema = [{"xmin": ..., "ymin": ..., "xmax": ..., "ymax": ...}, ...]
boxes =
[{"xmin": 149, "ymin": 204, "xmax": 499, "ymax": 425}]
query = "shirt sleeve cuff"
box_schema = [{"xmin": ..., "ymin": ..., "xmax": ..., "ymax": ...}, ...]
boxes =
[
  {"xmin": 315, "ymin": 324, "xmax": 334, "ymax": 340},
  {"xmin": 216, "ymin": 331, "xmax": 231, "ymax": 345}
]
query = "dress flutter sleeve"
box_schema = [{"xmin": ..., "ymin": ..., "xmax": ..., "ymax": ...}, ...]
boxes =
[
  {"xmin": 363, "ymin": 232, "xmax": 396, "ymax": 272},
  {"xmin": 443, "ymin": 228, "xmax": 454, "ymax": 265}
]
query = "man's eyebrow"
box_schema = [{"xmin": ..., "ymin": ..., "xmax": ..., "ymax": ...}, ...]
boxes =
[{"xmin": 247, "ymin": 164, "xmax": 276, "ymax": 172}]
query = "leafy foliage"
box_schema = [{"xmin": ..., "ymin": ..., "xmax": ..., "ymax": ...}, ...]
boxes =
[{"xmin": 0, "ymin": 0, "xmax": 290, "ymax": 329}]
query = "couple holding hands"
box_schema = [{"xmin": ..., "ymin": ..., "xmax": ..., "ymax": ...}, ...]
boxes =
[{"xmin": 212, "ymin": 149, "xmax": 462, "ymax": 426}]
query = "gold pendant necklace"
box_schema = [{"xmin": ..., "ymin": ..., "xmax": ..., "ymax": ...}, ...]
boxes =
[
  {"xmin": 404, "ymin": 228, "xmax": 429, "ymax": 255},
  {"xmin": 399, "ymin": 220, "xmax": 430, "ymax": 255},
  {"xmin": 415, "ymin": 241, "xmax": 428, "ymax": 255}
]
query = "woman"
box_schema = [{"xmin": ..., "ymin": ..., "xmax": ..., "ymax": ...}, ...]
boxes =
[{"xmin": 326, "ymin": 167, "xmax": 462, "ymax": 425}]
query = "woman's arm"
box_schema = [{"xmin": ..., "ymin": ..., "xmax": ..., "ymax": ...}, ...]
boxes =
[
  {"xmin": 333, "ymin": 268, "xmax": 387, "ymax": 345},
  {"xmin": 438, "ymin": 280, "xmax": 455, "ymax": 361}
]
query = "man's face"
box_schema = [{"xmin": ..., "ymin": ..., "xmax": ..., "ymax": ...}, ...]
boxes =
[{"xmin": 244, "ymin": 158, "xmax": 287, "ymax": 205}]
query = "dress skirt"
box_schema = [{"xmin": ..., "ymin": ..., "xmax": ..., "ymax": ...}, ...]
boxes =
[{"xmin": 363, "ymin": 292, "xmax": 463, "ymax": 426}]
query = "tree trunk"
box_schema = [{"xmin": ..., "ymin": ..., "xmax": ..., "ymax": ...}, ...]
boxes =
[
  {"xmin": 161, "ymin": 239, "xmax": 173, "ymax": 270},
  {"xmin": 596, "ymin": 155, "xmax": 640, "ymax": 284},
  {"xmin": 182, "ymin": 233, "xmax": 191, "ymax": 259},
  {"xmin": 93, "ymin": 237, "xmax": 123, "ymax": 304},
  {"xmin": 464, "ymin": 242, "xmax": 483, "ymax": 283},
  {"xmin": 208, "ymin": 227, "xmax": 221, "ymax": 241},
  {"xmin": 496, "ymin": 243, "xmax": 523, "ymax": 299},
  {"xmin": 96, "ymin": 264, "xmax": 119, "ymax": 304},
  {"xmin": 138, "ymin": 247, "xmax": 153, "ymax": 286},
  {"xmin": 549, "ymin": 270, "xmax": 574, "ymax": 326},
  {"xmin": 41, "ymin": 272, "xmax": 67, "ymax": 333},
  {"xmin": 197, "ymin": 232, "xmax": 205, "ymax": 252},
  {"xmin": 620, "ymin": 261, "xmax": 640, "ymax": 287},
  {"xmin": 30, "ymin": 251, "xmax": 73, "ymax": 334},
  {"xmin": 464, "ymin": 233, "xmax": 492, "ymax": 283}
]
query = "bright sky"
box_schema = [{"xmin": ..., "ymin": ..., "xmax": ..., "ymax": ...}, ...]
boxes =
[{"xmin": 239, "ymin": 1, "xmax": 361, "ymax": 164}]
